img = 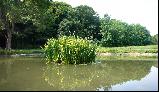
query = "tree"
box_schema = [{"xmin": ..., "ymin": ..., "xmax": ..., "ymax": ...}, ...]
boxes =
[
  {"xmin": 100, "ymin": 14, "xmax": 112, "ymax": 46},
  {"xmin": 127, "ymin": 24, "xmax": 152, "ymax": 46},
  {"xmin": 41, "ymin": 1, "xmax": 74, "ymax": 38},
  {"xmin": 58, "ymin": 19, "xmax": 82, "ymax": 37},
  {"xmin": 100, "ymin": 14, "xmax": 152, "ymax": 47},
  {"xmin": 100, "ymin": 14, "xmax": 128, "ymax": 47},
  {"xmin": 151, "ymin": 34, "xmax": 158, "ymax": 45},
  {"xmin": 0, "ymin": 0, "xmax": 51, "ymax": 49},
  {"xmin": 74, "ymin": 5, "xmax": 101, "ymax": 40}
]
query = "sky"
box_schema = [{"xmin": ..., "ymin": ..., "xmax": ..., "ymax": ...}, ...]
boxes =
[{"xmin": 54, "ymin": 0, "xmax": 158, "ymax": 36}]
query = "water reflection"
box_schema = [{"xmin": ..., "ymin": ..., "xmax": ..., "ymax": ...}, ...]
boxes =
[
  {"xmin": 0, "ymin": 57, "xmax": 157, "ymax": 91},
  {"xmin": 43, "ymin": 61, "xmax": 157, "ymax": 91},
  {"xmin": 105, "ymin": 66, "xmax": 158, "ymax": 91},
  {"xmin": 0, "ymin": 57, "xmax": 46, "ymax": 91}
]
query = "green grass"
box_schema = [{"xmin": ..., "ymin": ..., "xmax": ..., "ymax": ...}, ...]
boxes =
[
  {"xmin": 0, "ymin": 45, "xmax": 158, "ymax": 55},
  {"xmin": 96, "ymin": 45, "xmax": 158, "ymax": 53},
  {"xmin": 96, "ymin": 55, "xmax": 158, "ymax": 61},
  {"xmin": 0, "ymin": 49, "xmax": 43, "ymax": 55}
]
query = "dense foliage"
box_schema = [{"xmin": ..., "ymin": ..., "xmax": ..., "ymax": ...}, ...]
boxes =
[
  {"xmin": 43, "ymin": 36, "xmax": 96, "ymax": 64},
  {"xmin": 100, "ymin": 14, "xmax": 152, "ymax": 47},
  {"xmin": 0, "ymin": 1, "xmax": 156, "ymax": 49},
  {"xmin": 0, "ymin": 0, "xmax": 51, "ymax": 49},
  {"xmin": 151, "ymin": 34, "xmax": 158, "ymax": 45}
]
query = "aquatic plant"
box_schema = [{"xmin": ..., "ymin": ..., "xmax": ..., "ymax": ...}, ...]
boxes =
[{"xmin": 42, "ymin": 36, "xmax": 96, "ymax": 64}]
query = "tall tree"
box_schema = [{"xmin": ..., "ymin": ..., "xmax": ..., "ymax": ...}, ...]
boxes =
[
  {"xmin": 74, "ymin": 5, "xmax": 101, "ymax": 40},
  {"xmin": 127, "ymin": 24, "xmax": 152, "ymax": 45},
  {"xmin": 0, "ymin": 0, "xmax": 50, "ymax": 49},
  {"xmin": 100, "ymin": 14, "xmax": 152, "ymax": 47},
  {"xmin": 42, "ymin": 1, "xmax": 73, "ymax": 38}
]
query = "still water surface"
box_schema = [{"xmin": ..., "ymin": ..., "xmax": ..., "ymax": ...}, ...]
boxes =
[{"xmin": 0, "ymin": 57, "xmax": 158, "ymax": 91}]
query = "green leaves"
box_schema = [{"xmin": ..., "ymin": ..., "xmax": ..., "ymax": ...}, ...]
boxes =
[
  {"xmin": 151, "ymin": 34, "xmax": 158, "ymax": 45},
  {"xmin": 43, "ymin": 36, "xmax": 97, "ymax": 64},
  {"xmin": 100, "ymin": 14, "xmax": 152, "ymax": 47},
  {"xmin": 58, "ymin": 19, "xmax": 81, "ymax": 37},
  {"xmin": 73, "ymin": 5, "xmax": 101, "ymax": 41}
]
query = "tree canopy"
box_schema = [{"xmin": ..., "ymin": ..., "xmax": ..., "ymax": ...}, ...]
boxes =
[
  {"xmin": 0, "ymin": 0, "xmax": 51, "ymax": 49},
  {"xmin": 0, "ymin": 1, "xmax": 154, "ymax": 49},
  {"xmin": 100, "ymin": 14, "xmax": 152, "ymax": 47}
]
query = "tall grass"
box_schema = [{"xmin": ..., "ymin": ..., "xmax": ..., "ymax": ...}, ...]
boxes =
[{"xmin": 42, "ymin": 36, "xmax": 97, "ymax": 64}]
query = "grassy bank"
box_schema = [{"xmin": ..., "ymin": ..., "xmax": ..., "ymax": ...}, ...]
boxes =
[
  {"xmin": 0, "ymin": 45, "xmax": 158, "ymax": 55},
  {"xmin": 96, "ymin": 55, "xmax": 158, "ymax": 61},
  {"xmin": 97, "ymin": 45, "xmax": 158, "ymax": 53},
  {"xmin": 0, "ymin": 49, "xmax": 43, "ymax": 55}
]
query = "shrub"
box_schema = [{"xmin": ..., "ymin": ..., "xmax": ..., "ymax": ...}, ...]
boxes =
[{"xmin": 42, "ymin": 36, "xmax": 97, "ymax": 64}]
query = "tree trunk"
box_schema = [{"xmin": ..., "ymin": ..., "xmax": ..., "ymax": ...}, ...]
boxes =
[
  {"xmin": 0, "ymin": 7, "xmax": 13, "ymax": 50},
  {"xmin": 6, "ymin": 30, "xmax": 12, "ymax": 50},
  {"xmin": 6, "ymin": 21, "xmax": 14, "ymax": 50}
]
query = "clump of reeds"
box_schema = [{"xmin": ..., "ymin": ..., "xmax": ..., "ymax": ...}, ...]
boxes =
[{"xmin": 42, "ymin": 36, "xmax": 96, "ymax": 64}]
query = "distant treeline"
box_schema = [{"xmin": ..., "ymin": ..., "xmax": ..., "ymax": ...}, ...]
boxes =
[{"xmin": 0, "ymin": 1, "xmax": 158, "ymax": 49}]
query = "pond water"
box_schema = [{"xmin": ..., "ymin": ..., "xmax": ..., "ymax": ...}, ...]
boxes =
[{"xmin": 0, "ymin": 57, "xmax": 158, "ymax": 91}]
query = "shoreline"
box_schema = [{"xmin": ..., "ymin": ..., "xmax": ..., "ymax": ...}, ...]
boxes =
[
  {"xmin": 97, "ymin": 52, "xmax": 158, "ymax": 57},
  {"xmin": 0, "ymin": 52, "xmax": 158, "ymax": 58}
]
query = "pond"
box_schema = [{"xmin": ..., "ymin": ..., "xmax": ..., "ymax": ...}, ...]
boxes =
[{"xmin": 0, "ymin": 56, "xmax": 158, "ymax": 91}]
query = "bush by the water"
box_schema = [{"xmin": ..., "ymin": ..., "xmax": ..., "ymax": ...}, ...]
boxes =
[{"xmin": 43, "ymin": 36, "xmax": 96, "ymax": 64}]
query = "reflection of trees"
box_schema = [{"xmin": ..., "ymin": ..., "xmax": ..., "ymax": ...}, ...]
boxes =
[
  {"xmin": 0, "ymin": 57, "xmax": 47, "ymax": 91},
  {"xmin": 154, "ymin": 62, "xmax": 158, "ymax": 68},
  {"xmin": 0, "ymin": 58, "xmax": 12, "ymax": 86},
  {"xmin": 0, "ymin": 57, "xmax": 157, "ymax": 91},
  {"xmin": 43, "ymin": 61, "xmax": 157, "ymax": 91}
]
